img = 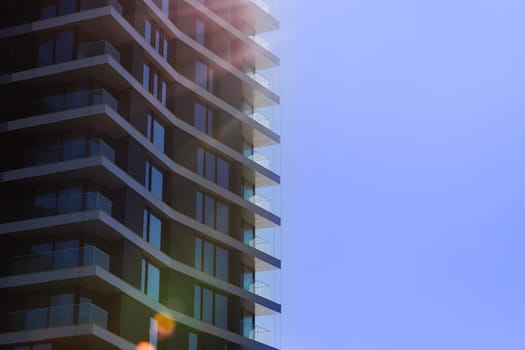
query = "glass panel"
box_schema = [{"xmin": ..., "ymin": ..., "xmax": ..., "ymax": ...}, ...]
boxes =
[
  {"xmin": 25, "ymin": 308, "xmax": 48, "ymax": 330},
  {"xmin": 151, "ymin": 164, "xmax": 163, "ymax": 199},
  {"xmin": 205, "ymin": 151, "xmax": 216, "ymax": 182},
  {"xmin": 141, "ymin": 259, "xmax": 147, "ymax": 293},
  {"xmin": 54, "ymin": 30, "xmax": 74, "ymax": 63},
  {"xmin": 195, "ymin": 237, "xmax": 202, "ymax": 270},
  {"xmin": 58, "ymin": 0, "xmax": 76, "ymax": 15},
  {"xmin": 147, "ymin": 263, "xmax": 160, "ymax": 301},
  {"xmin": 208, "ymin": 67, "xmax": 214, "ymax": 93},
  {"xmin": 150, "ymin": 317, "xmax": 158, "ymax": 348},
  {"xmin": 189, "ymin": 332, "xmax": 198, "ymax": 350},
  {"xmin": 161, "ymin": 81, "xmax": 166, "ymax": 106},
  {"xmin": 145, "ymin": 160, "xmax": 151, "ymax": 191},
  {"xmin": 49, "ymin": 293, "xmax": 75, "ymax": 327},
  {"xmin": 203, "ymin": 241, "xmax": 214, "ymax": 275},
  {"xmin": 143, "ymin": 64, "xmax": 150, "ymax": 90},
  {"xmin": 65, "ymin": 88, "xmax": 89, "ymax": 109},
  {"xmin": 33, "ymin": 345, "xmax": 52, "ymax": 350},
  {"xmin": 57, "ymin": 187, "xmax": 82, "ymax": 214},
  {"xmin": 34, "ymin": 192, "xmax": 56, "ymax": 216},
  {"xmin": 243, "ymin": 266, "xmax": 254, "ymax": 291},
  {"xmin": 215, "ymin": 246, "xmax": 229, "ymax": 281},
  {"xmin": 193, "ymin": 285, "xmax": 201, "ymax": 319},
  {"xmin": 162, "ymin": 0, "xmax": 169, "ymax": 16},
  {"xmin": 201, "ymin": 288, "xmax": 213, "ymax": 323},
  {"xmin": 194, "ymin": 102, "xmax": 206, "ymax": 133},
  {"xmin": 216, "ymin": 201, "xmax": 229, "ymax": 234},
  {"xmin": 154, "ymin": 30, "xmax": 160, "ymax": 52},
  {"xmin": 54, "ymin": 240, "xmax": 79, "ymax": 269},
  {"xmin": 204, "ymin": 195, "xmax": 215, "ymax": 227},
  {"xmin": 30, "ymin": 243, "xmax": 53, "ymax": 272},
  {"xmin": 206, "ymin": 109, "xmax": 213, "ymax": 135},
  {"xmin": 196, "ymin": 192, "xmax": 203, "ymax": 222},
  {"xmin": 152, "ymin": 73, "xmax": 158, "ymax": 97},
  {"xmin": 162, "ymin": 39, "xmax": 168, "ymax": 60},
  {"xmin": 214, "ymin": 293, "xmax": 228, "ymax": 329},
  {"xmin": 38, "ymin": 32, "xmax": 54, "ymax": 66},
  {"xmin": 196, "ymin": 148, "xmax": 204, "ymax": 176},
  {"xmin": 62, "ymin": 137, "xmax": 86, "ymax": 160},
  {"xmin": 196, "ymin": 19, "xmax": 205, "ymax": 45},
  {"xmin": 41, "ymin": 0, "xmax": 57, "ymax": 19},
  {"xmin": 143, "ymin": 209, "xmax": 149, "ymax": 241},
  {"xmin": 217, "ymin": 158, "xmax": 230, "ymax": 189},
  {"xmin": 145, "ymin": 19, "xmax": 152, "ymax": 44},
  {"xmin": 195, "ymin": 61, "xmax": 207, "ymax": 90},
  {"xmin": 149, "ymin": 212, "xmax": 162, "ymax": 249}
]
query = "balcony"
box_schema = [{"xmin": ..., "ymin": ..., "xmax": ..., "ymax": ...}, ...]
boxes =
[
  {"xmin": 250, "ymin": 0, "xmax": 270, "ymax": 13},
  {"xmin": 20, "ymin": 89, "xmax": 118, "ymax": 121},
  {"xmin": 246, "ymin": 193, "xmax": 270, "ymax": 211},
  {"xmin": 247, "ymin": 151, "xmax": 270, "ymax": 169},
  {"xmin": 246, "ymin": 111, "xmax": 271, "ymax": 129},
  {"xmin": 242, "ymin": 320, "xmax": 270, "ymax": 344},
  {"xmin": 12, "ymin": 139, "xmax": 115, "ymax": 170},
  {"xmin": 246, "ymin": 71, "xmax": 270, "ymax": 89},
  {"xmin": 77, "ymin": 40, "xmax": 121, "ymax": 62},
  {"xmin": 3, "ymin": 303, "xmax": 108, "ymax": 333},
  {"xmin": 245, "ymin": 280, "xmax": 270, "ymax": 299},
  {"xmin": 7, "ymin": 246, "xmax": 110, "ymax": 276},
  {"xmin": 0, "ymin": 191, "xmax": 112, "ymax": 223},
  {"xmin": 244, "ymin": 234, "xmax": 271, "ymax": 255},
  {"xmin": 249, "ymin": 34, "xmax": 269, "ymax": 50}
]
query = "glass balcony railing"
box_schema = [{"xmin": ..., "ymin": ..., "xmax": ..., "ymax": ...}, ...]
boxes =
[
  {"xmin": 79, "ymin": 0, "xmax": 123, "ymax": 14},
  {"xmin": 242, "ymin": 320, "xmax": 270, "ymax": 344},
  {"xmin": 246, "ymin": 193, "xmax": 270, "ymax": 211},
  {"xmin": 247, "ymin": 151, "xmax": 270, "ymax": 169},
  {"xmin": 0, "ymin": 191, "xmax": 112, "ymax": 223},
  {"xmin": 24, "ymin": 88, "xmax": 118, "ymax": 119},
  {"xmin": 245, "ymin": 72, "xmax": 270, "ymax": 89},
  {"xmin": 244, "ymin": 234, "xmax": 271, "ymax": 255},
  {"xmin": 14, "ymin": 139, "xmax": 115, "ymax": 169},
  {"xmin": 8, "ymin": 246, "xmax": 110, "ymax": 276},
  {"xmin": 250, "ymin": 0, "xmax": 269, "ymax": 13},
  {"xmin": 246, "ymin": 111, "xmax": 271, "ymax": 129},
  {"xmin": 249, "ymin": 35, "xmax": 269, "ymax": 50},
  {"xmin": 77, "ymin": 40, "xmax": 121, "ymax": 62},
  {"xmin": 245, "ymin": 280, "xmax": 270, "ymax": 299},
  {"xmin": 4, "ymin": 303, "xmax": 108, "ymax": 333}
]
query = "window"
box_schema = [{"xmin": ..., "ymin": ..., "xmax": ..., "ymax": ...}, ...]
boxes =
[
  {"xmin": 40, "ymin": 0, "xmax": 77, "ymax": 19},
  {"xmin": 194, "ymin": 102, "xmax": 213, "ymax": 135},
  {"xmin": 38, "ymin": 29, "xmax": 75, "ymax": 66},
  {"xmin": 141, "ymin": 258, "xmax": 160, "ymax": 301},
  {"xmin": 145, "ymin": 18, "xmax": 169, "ymax": 60},
  {"xmin": 143, "ymin": 63, "xmax": 168, "ymax": 105},
  {"xmin": 196, "ymin": 19, "xmax": 205, "ymax": 45},
  {"xmin": 143, "ymin": 209, "xmax": 162, "ymax": 249},
  {"xmin": 195, "ymin": 60, "xmax": 214, "ymax": 93},
  {"xmin": 161, "ymin": 0, "xmax": 169, "ymax": 16},
  {"xmin": 145, "ymin": 160, "xmax": 164, "ymax": 199},
  {"xmin": 188, "ymin": 332, "xmax": 198, "ymax": 350},
  {"xmin": 149, "ymin": 317, "xmax": 158, "ymax": 348},
  {"xmin": 197, "ymin": 147, "xmax": 230, "ymax": 189},
  {"xmin": 195, "ymin": 237, "xmax": 229, "ymax": 281},
  {"xmin": 147, "ymin": 114, "xmax": 166, "ymax": 151},
  {"xmin": 196, "ymin": 192, "xmax": 229, "ymax": 234},
  {"xmin": 193, "ymin": 285, "xmax": 228, "ymax": 328},
  {"xmin": 14, "ymin": 344, "xmax": 52, "ymax": 350}
]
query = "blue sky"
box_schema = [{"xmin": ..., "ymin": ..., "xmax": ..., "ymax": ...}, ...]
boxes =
[{"xmin": 271, "ymin": 0, "xmax": 525, "ymax": 349}]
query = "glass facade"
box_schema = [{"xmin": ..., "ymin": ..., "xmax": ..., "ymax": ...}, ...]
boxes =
[
  {"xmin": 196, "ymin": 192, "xmax": 229, "ymax": 234},
  {"xmin": 141, "ymin": 258, "xmax": 161, "ymax": 301},
  {"xmin": 194, "ymin": 237, "xmax": 229, "ymax": 281},
  {"xmin": 197, "ymin": 147, "xmax": 230, "ymax": 189},
  {"xmin": 193, "ymin": 285, "xmax": 228, "ymax": 329},
  {"xmin": 143, "ymin": 208, "xmax": 162, "ymax": 249},
  {"xmin": 145, "ymin": 160, "xmax": 164, "ymax": 199}
]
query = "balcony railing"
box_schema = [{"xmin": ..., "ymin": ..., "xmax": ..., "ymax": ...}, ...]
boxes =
[
  {"xmin": 244, "ymin": 234, "xmax": 271, "ymax": 255},
  {"xmin": 77, "ymin": 40, "xmax": 121, "ymax": 62},
  {"xmin": 247, "ymin": 151, "xmax": 270, "ymax": 169},
  {"xmin": 245, "ymin": 71, "xmax": 270, "ymax": 89},
  {"xmin": 0, "ymin": 191, "xmax": 112, "ymax": 223},
  {"xmin": 3, "ymin": 304, "xmax": 108, "ymax": 333},
  {"xmin": 246, "ymin": 193, "xmax": 270, "ymax": 211},
  {"xmin": 245, "ymin": 280, "xmax": 270, "ymax": 299},
  {"xmin": 246, "ymin": 111, "xmax": 271, "ymax": 129},
  {"xmin": 24, "ymin": 88, "xmax": 118, "ymax": 119},
  {"xmin": 249, "ymin": 35, "xmax": 269, "ymax": 50},
  {"xmin": 14, "ymin": 139, "xmax": 115, "ymax": 169},
  {"xmin": 242, "ymin": 321, "xmax": 270, "ymax": 344},
  {"xmin": 79, "ymin": 0, "xmax": 123, "ymax": 14},
  {"xmin": 8, "ymin": 246, "xmax": 110, "ymax": 276},
  {"xmin": 250, "ymin": 0, "xmax": 269, "ymax": 13}
]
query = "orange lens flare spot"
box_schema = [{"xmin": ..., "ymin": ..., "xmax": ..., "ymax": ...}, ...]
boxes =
[
  {"xmin": 136, "ymin": 341, "xmax": 156, "ymax": 350},
  {"xmin": 154, "ymin": 312, "xmax": 176, "ymax": 337}
]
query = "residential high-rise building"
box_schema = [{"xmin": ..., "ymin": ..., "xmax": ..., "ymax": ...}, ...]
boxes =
[{"xmin": 0, "ymin": 0, "xmax": 281, "ymax": 349}]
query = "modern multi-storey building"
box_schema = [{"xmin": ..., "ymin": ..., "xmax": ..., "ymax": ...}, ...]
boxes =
[{"xmin": 0, "ymin": 0, "xmax": 281, "ymax": 349}]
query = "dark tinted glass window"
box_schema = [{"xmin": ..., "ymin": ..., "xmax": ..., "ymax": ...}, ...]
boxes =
[
  {"xmin": 216, "ymin": 202, "xmax": 229, "ymax": 234},
  {"xmin": 58, "ymin": 0, "xmax": 76, "ymax": 15},
  {"xmin": 217, "ymin": 158, "xmax": 230, "ymax": 189},
  {"xmin": 194, "ymin": 102, "xmax": 206, "ymax": 133},
  {"xmin": 38, "ymin": 33, "xmax": 54, "ymax": 66},
  {"xmin": 215, "ymin": 246, "xmax": 229, "ymax": 281},
  {"xmin": 54, "ymin": 30, "xmax": 74, "ymax": 63}
]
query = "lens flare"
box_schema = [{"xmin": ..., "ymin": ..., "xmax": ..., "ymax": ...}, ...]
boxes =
[
  {"xmin": 136, "ymin": 341, "xmax": 156, "ymax": 350},
  {"xmin": 154, "ymin": 312, "xmax": 176, "ymax": 337}
]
